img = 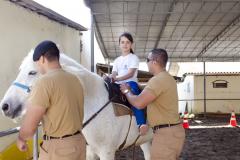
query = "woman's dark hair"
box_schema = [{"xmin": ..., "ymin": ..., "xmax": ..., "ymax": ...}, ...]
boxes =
[{"xmin": 119, "ymin": 32, "xmax": 134, "ymax": 54}]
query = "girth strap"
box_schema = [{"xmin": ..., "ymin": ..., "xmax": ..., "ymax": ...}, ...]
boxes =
[
  {"xmin": 130, "ymin": 134, "xmax": 141, "ymax": 160},
  {"xmin": 118, "ymin": 114, "xmax": 133, "ymax": 150}
]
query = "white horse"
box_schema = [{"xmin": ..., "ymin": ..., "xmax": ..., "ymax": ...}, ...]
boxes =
[{"xmin": 0, "ymin": 50, "xmax": 152, "ymax": 160}]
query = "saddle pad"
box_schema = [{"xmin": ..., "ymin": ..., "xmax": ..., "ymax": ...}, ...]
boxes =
[{"xmin": 113, "ymin": 103, "xmax": 132, "ymax": 117}]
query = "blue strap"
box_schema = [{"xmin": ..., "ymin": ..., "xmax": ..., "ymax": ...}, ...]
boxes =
[{"xmin": 13, "ymin": 82, "xmax": 31, "ymax": 93}]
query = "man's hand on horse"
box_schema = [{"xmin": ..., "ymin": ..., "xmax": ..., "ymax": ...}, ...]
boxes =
[{"xmin": 102, "ymin": 74, "xmax": 116, "ymax": 83}]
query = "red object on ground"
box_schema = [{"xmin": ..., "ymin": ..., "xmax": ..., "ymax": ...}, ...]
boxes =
[
  {"xmin": 230, "ymin": 111, "xmax": 238, "ymax": 127},
  {"xmin": 182, "ymin": 112, "xmax": 189, "ymax": 129}
]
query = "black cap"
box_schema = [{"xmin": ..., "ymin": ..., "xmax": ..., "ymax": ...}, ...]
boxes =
[{"xmin": 33, "ymin": 40, "xmax": 59, "ymax": 61}]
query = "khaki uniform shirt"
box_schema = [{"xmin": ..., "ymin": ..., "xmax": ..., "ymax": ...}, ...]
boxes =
[
  {"xmin": 145, "ymin": 71, "xmax": 180, "ymax": 127},
  {"xmin": 28, "ymin": 69, "xmax": 84, "ymax": 137}
]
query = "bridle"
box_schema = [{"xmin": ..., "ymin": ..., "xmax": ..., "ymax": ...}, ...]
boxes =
[{"xmin": 13, "ymin": 82, "xmax": 31, "ymax": 93}]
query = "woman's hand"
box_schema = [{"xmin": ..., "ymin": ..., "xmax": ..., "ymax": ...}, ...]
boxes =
[
  {"xmin": 102, "ymin": 74, "xmax": 116, "ymax": 82},
  {"xmin": 109, "ymin": 74, "xmax": 117, "ymax": 82}
]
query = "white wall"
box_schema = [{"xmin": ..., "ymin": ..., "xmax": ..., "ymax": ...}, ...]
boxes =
[
  {"xmin": 194, "ymin": 75, "xmax": 240, "ymax": 114},
  {"xmin": 0, "ymin": 0, "xmax": 83, "ymax": 152},
  {"xmin": 80, "ymin": 19, "xmax": 106, "ymax": 71},
  {"xmin": 177, "ymin": 76, "xmax": 194, "ymax": 113},
  {"xmin": 81, "ymin": 31, "xmax": 95, "ymax": 70},
  {"xmin": 33, "ymin": 0, "xmax": 106, "ymax": 71}
]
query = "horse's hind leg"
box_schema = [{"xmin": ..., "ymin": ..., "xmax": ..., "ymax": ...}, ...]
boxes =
[
  {"xmin": 87, "ymin": 145, "xmax": 99, "ymax": 160},
  {"xmin": 140, "ymin": 142, "xmax": 151, "ymax": 160}
]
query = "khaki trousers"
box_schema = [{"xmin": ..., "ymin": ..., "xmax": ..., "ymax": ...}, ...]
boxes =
[
  {"xmin": 151, "ymin": 124, "xmax": 185, "ymax": 160},
  {"xmin": 39, "ymin": 133, "xmax": 86, "ymax": 160}
]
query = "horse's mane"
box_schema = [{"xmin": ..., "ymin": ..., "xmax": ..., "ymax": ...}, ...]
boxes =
[
  {"xmin": 59, "ymin": 54, "xmax": 91, "ymax": 73},
  {"xmin": 19, "ymin": 50, "xmax": 35, "ymax": 71},
  {"xmin": 19, "ymin": 50, "xmax": 97, "ymax": 79}
]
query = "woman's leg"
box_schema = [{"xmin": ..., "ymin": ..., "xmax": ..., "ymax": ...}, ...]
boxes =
[{"xmin": 127, "ymin": 81, "xmax": 148, "ymax": 135}]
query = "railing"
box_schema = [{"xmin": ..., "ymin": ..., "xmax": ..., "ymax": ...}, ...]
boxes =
[
  {"xmin": 179, "ymin": 98, "xmax": 240, "ymax": 101},
  {"xmin": 0, "ymin": 127, "xmax": 39, "ymax": 160},
  {"xmin": 178, "ymin": 98, "xmax": 240, "ymax": 115}
]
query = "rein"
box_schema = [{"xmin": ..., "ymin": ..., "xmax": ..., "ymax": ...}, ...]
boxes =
[
  {"xmin": 118, "ymin": 114, "xmax": 132, "ymax": 150},
  {"xmin": 82, "ymin": 96, "xmax": 116, "ymax": 128}
]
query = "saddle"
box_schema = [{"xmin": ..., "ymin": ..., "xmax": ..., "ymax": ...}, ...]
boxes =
[{"xmin": 104, "ymin": 77, "xmax": 132, "ymax": 116}]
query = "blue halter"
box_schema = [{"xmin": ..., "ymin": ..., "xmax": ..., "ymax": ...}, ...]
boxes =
[{"xmin": 13, "ymin": 82, "xmax": 31, "ymax": 93}]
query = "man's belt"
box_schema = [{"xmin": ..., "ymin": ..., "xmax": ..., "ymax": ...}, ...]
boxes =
[
  {"xmin": 43, "ymin": 130, "xmax": 80, "ymax": 140},
  {"xmin": 153, "ymin": 123, "xmax": 181, "ymax": 132}
]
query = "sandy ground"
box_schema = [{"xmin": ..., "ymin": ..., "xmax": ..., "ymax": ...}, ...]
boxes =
[{"xmin": 115, "ymin": 115, "xmax": 240, "ymax": 160}]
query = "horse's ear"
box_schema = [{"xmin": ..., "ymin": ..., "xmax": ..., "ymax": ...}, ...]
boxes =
[{"xmin": 29, "ymin": 49, "xmax": 34, "ymax": 56}]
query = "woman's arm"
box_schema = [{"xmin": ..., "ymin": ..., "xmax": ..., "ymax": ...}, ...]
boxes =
[
  {"xmin": 111, "ymin": 71, "xmax": 118, "ymax": 78},
  {"xmin": 115, "ymin": 68, "xmax": 137, "ymax": 82}
]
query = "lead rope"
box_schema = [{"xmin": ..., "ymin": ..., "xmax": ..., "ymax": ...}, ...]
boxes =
[{"xmin": 82, "ymin": 96, "xmax": 116, "ymax": 128}]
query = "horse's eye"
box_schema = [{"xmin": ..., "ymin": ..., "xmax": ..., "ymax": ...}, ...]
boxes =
[{"xmin": 28, "ymin": 71, "xmax": 37, "ymax": 76}]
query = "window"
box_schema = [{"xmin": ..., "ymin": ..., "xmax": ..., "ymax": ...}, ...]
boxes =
[{"xmin": 212, "ymin": 80, "xmax": 228, "ymax": 88}]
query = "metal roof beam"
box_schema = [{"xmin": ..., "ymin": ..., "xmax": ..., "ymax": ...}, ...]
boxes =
[
  {"xmin": 10, "ymin": 0, "xmax": 87, "ymax": 31},
  {"xmin": 197, "ymin": 13, "xmax": 240, "ymax": 58},
  {"xmin": 154, "ymin": 0, "xmax": 178, "ymax": 49},
  {"xmin": 93, "ymin": 15, "xmax": 109, "ymax": 58}
]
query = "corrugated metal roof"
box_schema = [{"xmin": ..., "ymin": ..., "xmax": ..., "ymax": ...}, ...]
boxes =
[
  {"xmin": 85, "ymin": 0, "xmax": 240, "ymax": 62},
  {"xmin": 9, "ymin": 0, "xmax": 87, "ymax": 31}
]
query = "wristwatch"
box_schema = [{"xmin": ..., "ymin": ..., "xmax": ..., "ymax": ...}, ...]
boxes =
[{"xmin": 123, "ymin": 89, "xmax": 129, "ymax": 94}]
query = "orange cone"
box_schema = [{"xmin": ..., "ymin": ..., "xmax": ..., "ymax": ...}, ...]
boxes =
[
  {"xmin": 229, "ymin": 111, "xmax": 238, "ymax": 127},
  {"xmin": 182, "ymin": 112, "xmax": 189, "ymax": 129}
]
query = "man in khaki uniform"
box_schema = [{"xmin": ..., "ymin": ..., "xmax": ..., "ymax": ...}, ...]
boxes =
[
  {"xmin": 17, "ymin": 40, "xmax": 86, "ymax": 160},
  {"xmin": 120, "ymin": 48, "xmax": 185, "ymax": 160}
]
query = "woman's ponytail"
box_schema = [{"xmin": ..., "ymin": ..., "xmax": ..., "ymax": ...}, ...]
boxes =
[{"xmin": 130, "ymin": 48, "xmax": 134, "ymax": 54}]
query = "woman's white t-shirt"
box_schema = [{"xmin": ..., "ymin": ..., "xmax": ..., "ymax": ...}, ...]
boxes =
[{"xmin": 112, "ymin": 53, "xmax": 139, "ymax": 83}]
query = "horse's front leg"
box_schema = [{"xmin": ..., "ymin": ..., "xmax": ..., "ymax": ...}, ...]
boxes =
[
  {"xmin": 140, "ymin": 141, "xmax": 151, "ymax": 160},
  {"xmin": 98, "ymin": 150, "xmax": 115, "ymax": 160},
  {"xmin": 86, "ymin": 145, "xmax": 99, "ymax": 160}
]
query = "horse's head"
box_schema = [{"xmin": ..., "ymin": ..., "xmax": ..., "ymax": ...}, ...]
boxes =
[{"xmin": 0, "ymin": 50, "xmax": 39, "ymax": 119}]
